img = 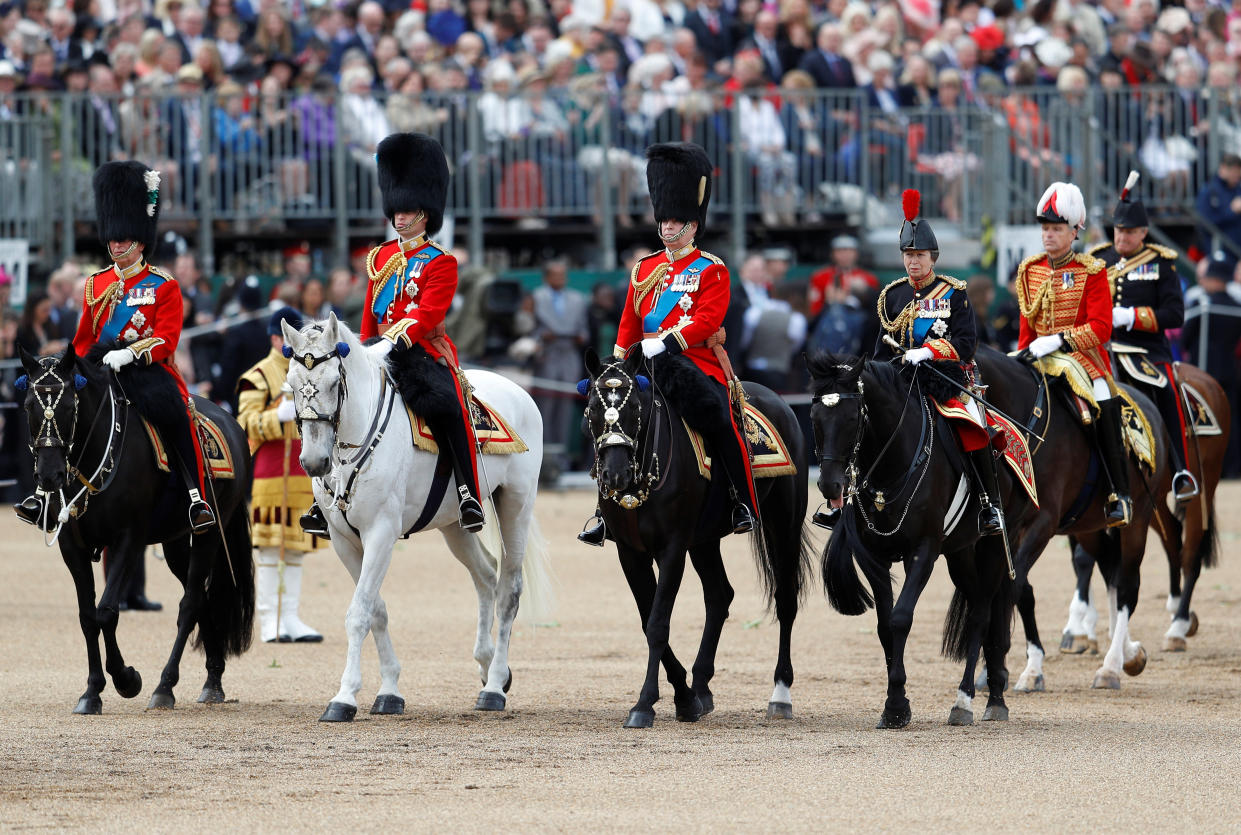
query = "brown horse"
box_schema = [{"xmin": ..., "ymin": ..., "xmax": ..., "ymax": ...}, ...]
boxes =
[{"xmin": 1059, "ymin": 362, "xmax": 1229, "ymax": 655}]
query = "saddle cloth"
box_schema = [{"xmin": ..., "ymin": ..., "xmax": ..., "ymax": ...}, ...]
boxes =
[
  {"xmin": 686, "ymin": 401, "xmax": 797, "ymax": 480},
  {"xmin": 1181, "ymin": 380, "xmax": 1223, "ymax": 437},
  {"xmin": 408, "ymin": 395, "xmax": 529, "ymax": 455},
  {"xmin": 142, "ymin": 414, "xmax": 237, "ymax": 479},
  {"xmin": 1114, "ymin": 347, "xmax": 1222, "ymax": 439},
  {"xmin": 932, "ymin": 399, "xmax": 1039, "ymax": 506}
]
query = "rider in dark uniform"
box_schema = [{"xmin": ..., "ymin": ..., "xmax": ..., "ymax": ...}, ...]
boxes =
[
  {"xmin": 871, "ymin": 189, "xmax": 1002, "ymax": 536},
  {"xmin": 1088, "ymin": 171, "xmax": 1194, "ymax": 501}
]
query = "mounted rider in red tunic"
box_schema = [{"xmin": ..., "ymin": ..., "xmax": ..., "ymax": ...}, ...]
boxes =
[
  {"xmin": 15, "ymin": 161, "xmax": 214, "ymax": 532},
  {"xmin": 1015, "ymin": 181, "xmax": 1132, "ymax": 527},
  {"xmin": 578, "ymin": 142, "xmax": 758, "ymax": 544},
  {"xmin": 298, "ymin": 132, "xmax": 484, "ymax": 536}
]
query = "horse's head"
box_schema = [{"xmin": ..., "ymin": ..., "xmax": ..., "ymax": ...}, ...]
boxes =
[
  {"xmin": 17, "ymin": 344, "xmax": 87, "ymax": 492},
  {"xmin": 282, "ymin": 312, "xmax": 353, "ymax": 477},
  {"xmin": 807, "ymin": 352, "xmax": 866, "ymax": 508},
  {"xmin": 582, "ymin": 347, "xmax": 648, "ymax": 494}
]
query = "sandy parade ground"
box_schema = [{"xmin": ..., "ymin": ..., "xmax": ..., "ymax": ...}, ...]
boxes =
[{"xmin": 2, "ymin": 484, "xmax": 1241, "ymax": 832}]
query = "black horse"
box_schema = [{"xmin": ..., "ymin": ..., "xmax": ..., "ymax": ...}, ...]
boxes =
[
  {"xmin": 16, "ymin": 344, "xmax": 254, "ymax": 714},
  {"xmin": 812, "ymin": 353, "xmax": 1034, "ymax": 728},
  {"xmin": 974, "ymin": 345, "xmax": 1170, "ymax": 693},
  {"xmin": 583, "ymin": 349, "xmax": 812, "ymax": 728}
]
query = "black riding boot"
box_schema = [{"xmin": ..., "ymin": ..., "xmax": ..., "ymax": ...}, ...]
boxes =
[
  {"xmin": 578, "ymin": 507, "xmax": 607, "ymax": 546},
  {"xmin": 706, "ymin": 426, "xmax": 756, "ymax": 535},
  {"xmin": 1152, "ymin": 382, "xmax": 1198, "ymax": 502},
  {"xmin": 162, "ymin": 408, "xmax": 216, "ymax": 533},
  {"xmin": 969, "ymin": 446, "xmax": 1003, "ymax": 536},
  {"xmin": 14, "ymin": 493, "xmax": 44, "ymax": 526},
  {"xmin": 428, "ymin": 414, "xmax": 485, "ymax": 533},
  {"xmin": 300, "ymin": 503, "xmax": 329, "ymax": 537},
  {"xmin": 1096, "ymin": 398, "xmax": 1132, "ymax": 528}
]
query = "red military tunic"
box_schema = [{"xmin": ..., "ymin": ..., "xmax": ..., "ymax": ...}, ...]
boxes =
[
  {"xmin": 1014, "ymin": 250, "xmax": 1113, "ymax": 379},
  {"xmin": 614, "ymin": 244, "xmax": 730, "ymax": 381},
  {"xmin": 73, "ymin": 258, "xmax": 205, "ymax": 483}
]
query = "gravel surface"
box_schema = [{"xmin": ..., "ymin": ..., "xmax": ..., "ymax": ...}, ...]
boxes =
[{"xmin": 3, "ymin": 486, "xmax": 1240, "ymax": 831}]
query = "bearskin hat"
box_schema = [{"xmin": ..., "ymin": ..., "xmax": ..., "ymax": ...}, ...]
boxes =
[
  {"xmin": 377, "ymin": 132, "xmax": 449, "ymax": 235},
  {"xmin": 1111, "ymin": 170, "xmax": 1148, "ymax": 229},
  {"xmin": 898, "ymin": 189, "xmax": 938, "ymax": 254},
  {"xmin": 93, "ymin": 161, "xmax": 161, "ymax": 256},
  {"xmin": 646, "ymin": 142, "xmax": 712, "ymax": 235}
]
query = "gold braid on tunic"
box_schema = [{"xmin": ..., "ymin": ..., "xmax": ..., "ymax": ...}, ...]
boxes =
[
  {"xmin": 876, "ymin": 278, "xmax": 919, "ymax": 348},
  {"xmin": 632, "ymin": 258, "xmax": 671, "ymax": 312},
  {"xmin": 85, "ymin": 274, "xmax": 126, "ymax": 333}
]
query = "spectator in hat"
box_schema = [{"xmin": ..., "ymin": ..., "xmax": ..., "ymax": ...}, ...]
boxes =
[
  {"xmin": 807, "ymin": 234, "xmax": 878, "ymax": 317},
  {"xmin": 1182, "ymin": 254, "xmax": 1241, "ymax": 477},
  {"xmin": 1195, "ymin": 154, "xmax": 1241, "ymax": 258}
]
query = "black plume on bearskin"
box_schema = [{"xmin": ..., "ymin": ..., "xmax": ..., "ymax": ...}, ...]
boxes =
[
  {"xmin": 85, "ymin": 339, "xmax": 186, "ymax": 427},
  {"xmin": 907, "ymin": 359, "xmax": 968, "ymax": 404},
  {"xmin": 648, "ymin": 353, "xmax": 727, "ymax": 433},
  {"xmin": 377, "ymin": 132, "xmax": 449, "ymax": 234},
  {"xmin": 387, "ymin": 344, "xmax": 463, "ymax": 419},
  {"xmin": 646, "ymin": 142, "xmax": 712, "ymax": 235},
  {"xmin": 93, "ymin": 161, "xmax": 160, "ymax": 255}
]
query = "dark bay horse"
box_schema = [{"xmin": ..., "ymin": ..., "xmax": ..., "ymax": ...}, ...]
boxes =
[
  {"xmin": 976, "ymin": 345, "xmax": 1171, "ymax": 692},
  {"xmin": 583, "ymin": 349, "xmax": 812, "ymax": 728},
  {"xmin": 812, "ymin": 353, "xmax": 1034, "ymax": 728},
  {"xmin": 1058, "ymin": 362, "xmax": 1228, "ymax": 655},
  {"xmin": 17, "ymin": 345, "xmax": 254, "ymax": 714}
]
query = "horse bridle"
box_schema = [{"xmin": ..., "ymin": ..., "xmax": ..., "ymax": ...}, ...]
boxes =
[
  {"xmin": 588, "ymin": 362, "xmax": 660, "ymax": 510},
  {"xmin": 284, "ymin": 340, "xmax": 349, "ymax": 432},
  {"xmin": 814, "ymin": 381, "xmax": 866, "ymax": 478},
  {"xmin": 26, "ymin": 361, "xmax": 80, "ymax": 452}
]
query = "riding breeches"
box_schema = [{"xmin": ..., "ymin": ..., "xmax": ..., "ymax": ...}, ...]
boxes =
[{"xmin": 685, "ymin": 380, "xmax": 759, "ymax": 511}]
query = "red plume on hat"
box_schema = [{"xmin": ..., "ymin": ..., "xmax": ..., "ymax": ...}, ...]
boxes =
[{"xmin": 902, "ymin": 189, "xmax": 920, "ymax": 223}]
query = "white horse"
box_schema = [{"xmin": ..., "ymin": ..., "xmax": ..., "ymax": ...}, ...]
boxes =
[{"xmin": 281, "ymin": 314, "xmax": 550, "ymax": 721}]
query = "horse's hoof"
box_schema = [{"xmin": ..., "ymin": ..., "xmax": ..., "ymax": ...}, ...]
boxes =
[
  {"xmin": 72, "ymin": 695, "xmax": 102, "ymax": 715},
  {"xmin": 947, "ymin": 706, "xmax": 974, "ymax": 726},
  {"xmin": 318, "ymin": 701, "xmax": 357, "ymax": 722},
  {"xmin": 1087, "ymin": 639, "xmax": 1099, "ymax": 655},
  {"xmin": 766, "ymin": 701, "xmax": 794, "ymax": 720},
  {"xmin": 474, "ymin": 691, "xmax": 506, "ymax": 712},
  {"xmin": 982, "ymin": 704, "xmax": 1009, "ymax": 722},
  {"xmin": 1092, "ymin": 669, "xmax": 1121, "ymax": 690},
  {"xmin": 1186, "ymin": 611, "xmax": 1199, "ymax": 637},
  {"xmin": 696, "ymin": 692, "xmax": 715, "ymax": 716},
  {"xmin": 503, "ymin": 669, "xmax": 512, "ymax": 694},
  {"xmin": 370, "ymin": 694, "xmax": 405, "ymax": 715},
  {"xmin": 113, "ymin": 667, "xmax": 142, "ymax": 699},
  {"xmin": 876, "ymin": 705, "xmax": 911, "ymax": 729},
  {"xmin": 197, "ymin": 685, "xmax": 225, "ymax": 704},
  {"xmin": 1123, "ymin": 645, "xmax": 1148, "ymax": 677},
  {"xmin": 623, "ymin": 708, "xmax": 655, "ymax": 728},
  {"xmin": 1013, "ymin": 674, "xmax": 1045, "ymax": 693},
  {"xmin": 675, "ymin": 695, "xmax": 703, "ymax": 723},
  {"xmin": 146, "ymin": 691, "xmax": 175, "ymax": 710},
  {"xmin": 1163, "ymin": 635, "xmax": 1188, "ymax": 652},
  {"xmin": 1059, "ymin": 634, "xmax": 1092, "ymax": 655}
]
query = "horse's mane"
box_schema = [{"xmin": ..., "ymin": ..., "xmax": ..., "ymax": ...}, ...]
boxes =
[
  {"xmin": 303, "ymin": 318, "xmax": 387, "ymax": 375},
  {"xmin": 806, "ymin": 351, "xmax": 864, "ymax": 392},
  {"xmin": 806, "ymin": 350, "xmax": 967, "ymax": 404}
]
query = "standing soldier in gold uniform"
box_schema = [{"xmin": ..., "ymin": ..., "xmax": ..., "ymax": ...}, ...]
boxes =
[{"xmin": 237, "ymin": 307, "xmax": 324, "ymax": 644}]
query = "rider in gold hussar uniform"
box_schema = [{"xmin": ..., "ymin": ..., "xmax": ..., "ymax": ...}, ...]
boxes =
[{"xmin": 1015, "ymin": 181, "xmax": 1132, "ymax": 527}]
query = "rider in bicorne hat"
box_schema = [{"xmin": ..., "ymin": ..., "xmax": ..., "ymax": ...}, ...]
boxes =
[
  {"xmin": 1016, "ymin": 181, "xmax": 1132, "ymax": 527},
  {"xmin": 832, "ymin": 188, "xmax": 1002, "ymax": 536},
  {"xmin": 15, "ymin": 161, "xmax": 215, "ymax": 532},
  {"xmin": 1089, "ymin": 171, "xmax": 1194, "ymax": 501},
  {"xmin": 298, "ymin": 132, "xmax": 485, "ymax": 536},
  {"xmin": 578, "ymin": 142, "xmax": 758, "ymax": 545}
]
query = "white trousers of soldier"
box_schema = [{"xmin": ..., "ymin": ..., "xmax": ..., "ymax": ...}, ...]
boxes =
[{"xmin": 256, "ymin": 547, "xmax": 323, "ymax": 643}]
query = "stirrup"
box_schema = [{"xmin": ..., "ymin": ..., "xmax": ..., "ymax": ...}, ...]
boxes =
[
  {"xmin": 978, "ymin": 503, "xmax": 1002, "ymax": 536},
  {"xmin": 1172, "ymin": 470, "xmax": 1200, "ymax": 503},
  {"xmin": 812, "ymin": 503, "xmax": 841, "ymax": 530},
  {"xmin": 300, "ymin": 504, "xmax": 330, "ymax": 537},
  {"xmin": 731, "ymin": 503, "xmax": 755, "ymax": 535},
  {"xmin": 1105, "ymin": 493, "xmax": 1132, "ymax": 529},
  {"xmin": 577, "ymin": 514, "xmax": 607, "ymax": 547},
  {"xmin": 188, "ymin": 499, "xmax": 216, "ymax": 533},
  {"xmin": 458, "ymin": 490, "xmax": 485, "ymax": 533},
  {"xmin": 14, "ymin": 494, "xmax": 45, "ymax": 527}
]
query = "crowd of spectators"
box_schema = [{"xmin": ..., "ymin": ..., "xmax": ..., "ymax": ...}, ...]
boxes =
[{"xmin": 2, "ymin": 0, "xmax": 1240, "ymax": 227}]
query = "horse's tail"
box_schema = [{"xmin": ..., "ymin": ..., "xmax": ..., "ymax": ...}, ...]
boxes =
[
  {"xmin": 752, "ymin": 513, "xmax": 814, "ymax": 611},
  {"xmin": 193, "ymin": 507, "xmax": 256, "ymax": 657},
  {"xmin": 1199, "ymin": 505, "xmax": 1220, "ymax": 570},
  {"xmin": 823, "ymin": 514, "xmax": 876, "ymax": 616},
  {"xmin": 941, "ymin": 586, "xmax": 971, "ymax": 662},
  {"xmin": 518, "ymin": 514, "xmax": 555, "ymax": 623}
]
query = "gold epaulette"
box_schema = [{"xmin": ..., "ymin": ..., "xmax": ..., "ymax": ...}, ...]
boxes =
[
  {"xmin": 366, "ymin": 240, "xmax": 402, "ymax": 284},
  {"xmin": 1087, "ymin": 242, "xmax": 1112, "ymax": 257},
  {"xmin": 938, "ymin": 274, "xmax": 967, "ymax": 290},
  {"xmin": 147, "ymin": 264, "xmax": 175, "ymax": 282},
  {"xmin": 629, "ymin": 250, "xmax": 662, "ymax": 288},
  {"xmin": 696, "ymin": 249, "xmax": 725, "ymax": 266},
  {"xmin": 1147, "ymin": 243, "xmax": 1178, "ymax": 260},
  {"xmin": 1072, "ymin": 251, "xmax": 1106, "ymax": 273},
  {"xmin": 1015, "ymin": 252, "xmax": 1043, "ymax": 281}
]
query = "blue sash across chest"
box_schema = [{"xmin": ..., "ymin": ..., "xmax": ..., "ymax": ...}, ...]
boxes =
[
  {"xmin": 644, "ymin": 255, "xmax": 712, "ymax": 334},
  {"xmin": 373, "ymin": 245, "xmax": 443, "ymax": 320},
  {"xmin": 910, "ymin": 282, "xmax": 956, "ymax": 345},
  {"xmin": 100, "ymin": 272, "xmax": 165, "ymax": 343}
]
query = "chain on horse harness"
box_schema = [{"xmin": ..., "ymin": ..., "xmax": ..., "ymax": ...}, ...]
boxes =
[
  {"xmin": 19, "ymin": 359, "xmax": 123, "ymax": 545},
  {"xmin": 589, "ymin": 362, "xmax": 661, "ymax": 510}
]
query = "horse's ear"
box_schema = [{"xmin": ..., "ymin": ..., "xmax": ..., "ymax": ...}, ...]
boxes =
[
  {"xmin": 281, "ymin": 318, "xmax": 302, "ymax": 353},
  {"xmin": 16, "ymin": 344, "xmax": 38, "ymax": 376},
  {"xmin": 583, "ymin": 347, "xmax": 601, "ymax": 378},
  {"xmin": 326, "ymin": 311, "xmax": 340, "ymax": 342},
  {"xmin": 622, "ymin": 348, "xmax": 643, "ymax": 377},
  {"xmin": 56, "ymin": 344, "xmax": 76, "ymax": 375}
]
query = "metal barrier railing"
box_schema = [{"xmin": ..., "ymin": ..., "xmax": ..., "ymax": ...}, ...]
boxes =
[{"xmin": 2, "ymin": 85, "xmax": 1223, "ymax": 270}]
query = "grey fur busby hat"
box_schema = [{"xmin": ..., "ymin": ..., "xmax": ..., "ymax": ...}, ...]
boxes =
[
  {"xmin": 93, "ymin": 161, "xmax": 162, "ymax": 256},
  {"xmin": 899, "ymin": 189, "xmax": 938, "ymax": 254},
  {"xmin": 376, "ymin": 132, "xmax": 449, "ymax": 235},
  {"xmin": 646, "ymin": 142, "xmax": 713, "ymax": 234}
]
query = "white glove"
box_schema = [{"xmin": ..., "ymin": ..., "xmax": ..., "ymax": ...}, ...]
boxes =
[
  {"xmin": 102, "ymin": 348, "xmax": 136, "ymax": 371},
  {"xmin": 1029, "ymin": 334, "xmax": 1064, "ymax": 358},
  {"xmin": 369, "ymin": 339, "xmax": 395, "ymax": 359},
  {"xmin": 903, "ymin": 347, "xmax": 934, "ymax": 365},
  {"xmin": 1112, "ymin": 306, "xmax": 1136, "ymax": 330},
  {"xmin": 640, "ymin": 337, "xmax": 666, "ymax": 358},
  {"xmin": 275, "ymin": 398, "xmax": 297, "ymax": 423}
]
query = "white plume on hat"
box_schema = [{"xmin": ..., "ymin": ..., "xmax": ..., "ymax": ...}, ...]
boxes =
[{"xmin": 1037, "ymin": 181, "xmax": 1086, "ymax": 229}]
